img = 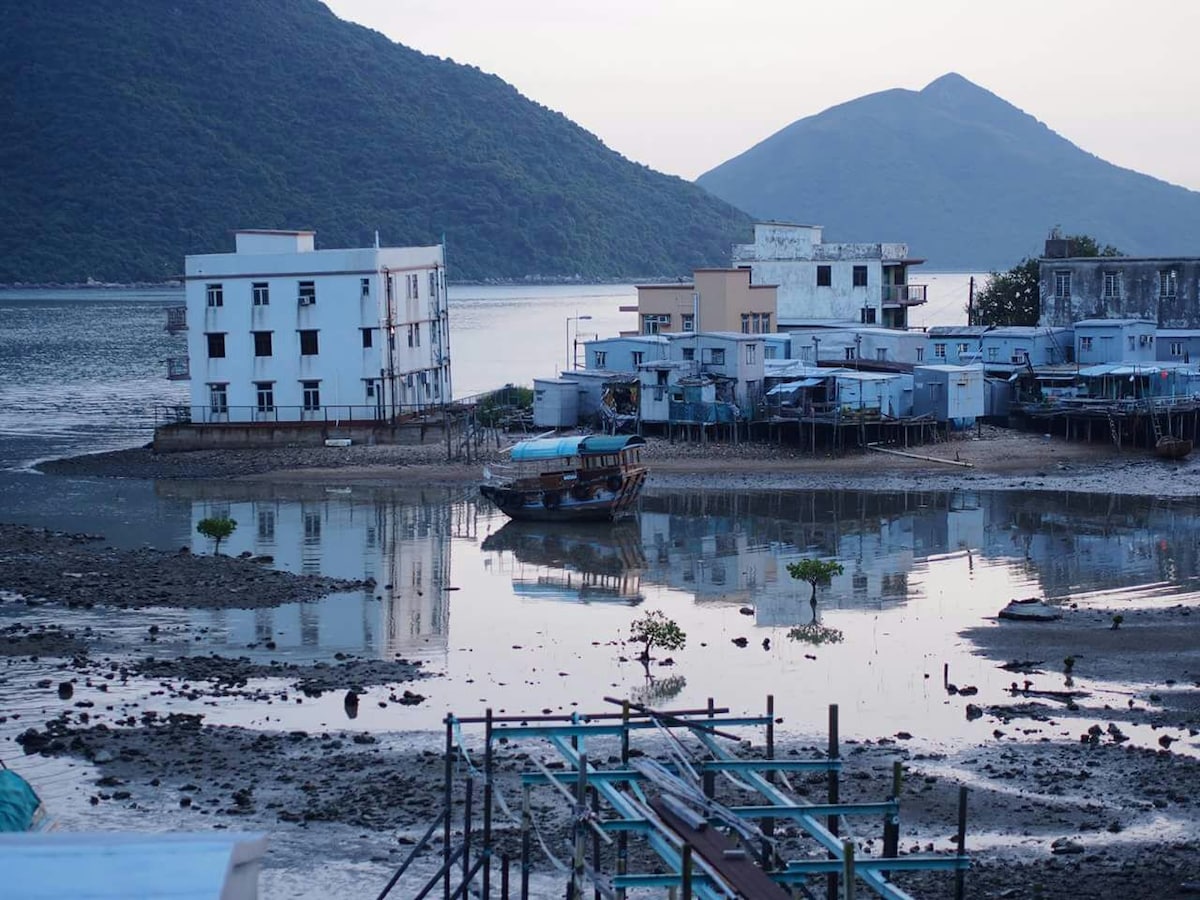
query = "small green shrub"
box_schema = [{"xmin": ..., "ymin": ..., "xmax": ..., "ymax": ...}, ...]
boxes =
[{"xmin": 197, "ymin": 516, "xmax": 237, "ymax": 555}]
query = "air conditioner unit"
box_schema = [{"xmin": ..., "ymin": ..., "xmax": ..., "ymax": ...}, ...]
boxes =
[{"xmin": 298, "ymin": 297, "xmax": 314, "ymax": 306}]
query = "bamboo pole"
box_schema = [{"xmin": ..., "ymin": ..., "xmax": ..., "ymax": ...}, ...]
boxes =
[{"xmin": 866, "ymin": 444, "xmax": 974, "ymax": 467}]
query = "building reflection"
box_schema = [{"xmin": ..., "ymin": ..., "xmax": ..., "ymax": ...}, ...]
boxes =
[
  {"xmin": 158, "ymin": 482, "xmax": 455, "ymax": 658},
  {"xmin": 636, "ymin": 489, "xmax": 1200, "ymax": 626},
  {"xmin": 155, "ymin": 480, "xmax": 1200, "ymax": 654},
  {"xmin": 481, "ymin": 520, "xmax": 645, "ymax": 604}
]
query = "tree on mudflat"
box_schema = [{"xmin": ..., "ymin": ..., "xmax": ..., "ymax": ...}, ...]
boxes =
[
  {"xmin": 196, "ymin": 516, "xmax": 237, "ymax": 555},
  {"xmin": 627, "ymin": 610, "xmax": 686, "ymax": 672},
  {"xmin": 786, "ymin": 558, "xmax": 844, "ymax": 609},
  {"xmin": 971, "ymin": 233, "xmax": 1122, "ymax": 326}
]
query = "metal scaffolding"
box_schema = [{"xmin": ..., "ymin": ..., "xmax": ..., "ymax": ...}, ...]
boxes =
[{"xmin": 378, "ymin": 697, "xmax": 970, "ymax": 900}]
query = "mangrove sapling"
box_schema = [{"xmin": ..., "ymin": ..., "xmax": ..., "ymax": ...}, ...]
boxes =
[
  {"xmin": 627, "ymin": 609, "xmax": 686, "ymax": 674},
  {"xmin": 196, "ymin": 515, "xmax": 237, "ymax": 555},
  {"xmin": 786, "ymin": 558, "xmax": 845, "ymax": 618}
]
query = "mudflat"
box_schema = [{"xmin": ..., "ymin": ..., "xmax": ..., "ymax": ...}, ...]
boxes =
[{"xmin": 8, "ymin": 428, "xmax": 1200, "ymax": 897}]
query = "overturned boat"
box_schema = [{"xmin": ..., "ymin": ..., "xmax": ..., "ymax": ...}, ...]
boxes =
[{"xmin": 480, "ymin": 434, "xmax": 647, "ymax": 522}]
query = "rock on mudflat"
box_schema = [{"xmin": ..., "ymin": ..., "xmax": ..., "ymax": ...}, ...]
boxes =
[{"xmin": 998, "ymin": 598, "xmax": 1062, "ymax": 621}]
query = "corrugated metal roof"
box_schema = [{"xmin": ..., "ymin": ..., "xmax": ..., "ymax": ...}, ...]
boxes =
[
  {"xmin": 509, "ymin": 434, "xmax": 645, "ymax": 461},
  {"xmin": 767, "ymin": 378, "xmax": 822, "ymax": 395}
]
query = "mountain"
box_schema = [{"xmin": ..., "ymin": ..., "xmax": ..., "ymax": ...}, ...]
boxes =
[
  {"xmin": 0, "ymin": 1, "xmax": 750, "ymax": 284},
  {"xmin": 697, "ymin": 73, "xmax": 1200, "ymax": 270}
]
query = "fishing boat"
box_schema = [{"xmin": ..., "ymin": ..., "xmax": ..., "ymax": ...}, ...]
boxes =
[
  {"xmin": 480, "ymin": 434, "xmax": 647, "ymax": 522},
  {"xmin": 1155, "ymin": 435, "xmax": 1193, "ymax": 460},
  {"xmin": 0, "ymin": 761, "xmax": 51, "ymax": 833}
]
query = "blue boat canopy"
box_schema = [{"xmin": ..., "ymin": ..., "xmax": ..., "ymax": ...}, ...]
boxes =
[{"xmin": 509, "ymin": 434, "xmax": 645, "ymax": 462}]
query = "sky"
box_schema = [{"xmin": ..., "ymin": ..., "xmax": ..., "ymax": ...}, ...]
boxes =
[{"xmin": 324, "ymin": 0, "xmax": 1200, "ymax": 193}]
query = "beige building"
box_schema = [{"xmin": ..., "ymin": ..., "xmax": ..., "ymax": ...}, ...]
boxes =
[{"xmin": 635, "ymin": 269, "xmax": 777, "ymax": 336}]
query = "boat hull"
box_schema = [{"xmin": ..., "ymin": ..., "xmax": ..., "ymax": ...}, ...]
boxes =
[
  {"xmin": 480, "ymin": 469, "xmax": 646, "ymax": 522},
  {"xmin": 1155, "ymin": 436, "xmax": 1193, "ymax": 460}
]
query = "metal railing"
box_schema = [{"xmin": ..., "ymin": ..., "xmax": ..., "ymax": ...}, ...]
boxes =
[
  {"xmin": 155, "ymin": 403, "xmax": 449, "ymax": 427},
  {"xmin": 166, "ymin": 357, "xmax": 190, "ymax": 380}
]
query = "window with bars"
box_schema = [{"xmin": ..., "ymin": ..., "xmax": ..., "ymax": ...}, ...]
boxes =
[
  {"xmin": 1054, "ymin": 271, "xmax": 1071, "ymax": 299},
  {"xmin": 252, "ymin": 282, "xmax": 269, "ymax": 306},
  {"xmin": 206, "ymin": 283, "xmax": 223, "ymax": 307}
]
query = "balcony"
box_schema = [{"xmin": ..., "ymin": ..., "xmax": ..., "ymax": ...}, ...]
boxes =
[
  {"xmin": 881, "ymin": 284, "xmax": 927, "ymax": 307},
  {"xmin": 164, "ymin": 305, "xmax": 188, "ymax": 334},
  {"xmin": 166, "ymin": 356, "xmax": 190, "ymax": 381}
]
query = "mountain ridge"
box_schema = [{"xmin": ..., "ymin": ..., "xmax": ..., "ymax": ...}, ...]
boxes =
[
  {"xmin": 0, "ymin": 0, "xmax": 751, "ymax": 283},
  {"xmin": 697, "ymin": 73, "xmax": 1200, "ymax": 269}
]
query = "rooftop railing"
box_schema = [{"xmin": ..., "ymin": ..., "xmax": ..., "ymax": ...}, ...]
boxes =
[{"xmin": 881, "ymin": 284, "xmax": 927, "ymax": 306}]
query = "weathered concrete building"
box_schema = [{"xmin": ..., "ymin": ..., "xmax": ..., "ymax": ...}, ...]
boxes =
[
  {"xmin": 633, "ymin": 268, "xmax": 778, "ymax": 335},
  {"xmin": 731, "ymin": 222, "xmax": 926, "ymax": 329},
  {"xmin": 1038, "ymin": 238, "xmax": 1200, "ymax": 328}
]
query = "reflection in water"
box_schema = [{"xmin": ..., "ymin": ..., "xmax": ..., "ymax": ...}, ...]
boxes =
[
  {"xmin": 115, "ymin": 480, "xmax": 1200, "ymax": 750},
  {"xmin": 481, "ymin": 519, "xmax": 645, "ymax": 604},
  {"xmin": 631, "ymin": 673, "xmax": 687, "ymax": 705},
  {"xmin": 787, "ymin": 624, "xmax": 845, "ymax": 646}
]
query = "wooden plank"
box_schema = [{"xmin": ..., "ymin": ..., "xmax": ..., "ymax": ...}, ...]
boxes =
[{"xmin": 650, "ymin": 799, "xmax": 789, "ymax": 900}]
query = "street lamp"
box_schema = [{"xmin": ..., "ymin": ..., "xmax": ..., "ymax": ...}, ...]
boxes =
[{"xmin": 567, "ymin": 315, "xmax": 593, "ymax": 370}]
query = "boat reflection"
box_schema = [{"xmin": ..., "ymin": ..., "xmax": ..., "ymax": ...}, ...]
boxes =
[{"xmin": 482, "ymin": 520, "xmax": 646, "ymax": 604}]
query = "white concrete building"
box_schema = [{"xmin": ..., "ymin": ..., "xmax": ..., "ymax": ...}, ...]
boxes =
[
  {"xmin": 732, "ymin": 222, "xmax": 926, "ymax": 329},
  {"xmin": 182, "ymin": 230, "xmax": 449, "ymax": 423}
]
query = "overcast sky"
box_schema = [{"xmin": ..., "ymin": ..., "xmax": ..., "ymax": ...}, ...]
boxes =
[{"xmin": 325, "ymin": 0, "xmax": 1200, "ymax": 192}]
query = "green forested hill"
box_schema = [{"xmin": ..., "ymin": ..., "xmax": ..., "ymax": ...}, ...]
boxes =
[{"xmin": 0, "ymin": 1, "xmax": 750, "ymax": 283}]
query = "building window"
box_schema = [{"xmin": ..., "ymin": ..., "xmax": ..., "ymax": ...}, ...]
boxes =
[
  {"xmin": 1128, "ymin": 336, "xmax": 1136, "ymax": 350},
  {"xmin": 631, "ymin": 351, "xmax": 644, "ymax": 366},
  {"xmin": 208, "ymin": 383, "xmax": 227, "ymax": 414},
  {"xmin": 681, "ymin": 313, "xmax": 695, "ymax": 332},
  {"xmin": 956, "ymin": 342, "xmax": 969, "ymax": 355},
  {"xmin": 916, "ymin": 347, "xmax": 924, "ymax": 362},
  {"xmin": 816, "ymin": 265, "xmax": 832, "ymax": 287},
  {"xmin": 361, "ymin": 328, "xmax": 373, "ymax": 349},
  {"xmin": 255, "ymin": 381, "xmax": 274, "ymax": 412},
  {"xmin": 845, "ymin": 347, "xmax": 856, "ymax": 361},
  {"xmin": 206, "ymin": 333, "xmax": 226, "ymax": 358},
  {"xmin": 988, "ymin": 346, "xmax": 998, "ymax": 360},
  {"xmin": 593, "ymin": 350, "xmax": 607, "ymax": 368},
  {"xmin": 298, "ymin": 281, "xmax": 316, "ymax": 306},
  {"xmin": 933, "ymin": 343, "xmax": 946, "ymax": 359},
  {"xmin": 682, "ymin": 347, "xmax": 695, "ymax": 361},
  {"xmin": 299, "ymin": 329, "xmax": 319, "ymax": 355},
  {"xmin": 1170, "ymin": 340, "xmax": 1183, "ymax": 356},
  {"xmin": 861, "ymin": 307, "xmax": 876, "ymax": 324},
  {"xmin": 1103, "ymin": 270, "xmax": 1122, "ymax": 299},
  {"xmin": 876, "ymin": 348, "xmax": 887, "ymax": 361},
  {"xmin": 206, "ymin": 283, "xmax": 223, "ymax": 307},
  {"xmin": 746, "ymin": 343, "xmax": 757, "ymax": 364},
  {"xmin": 360, "ymin": 278, "xmax": 370, "ymax": 299},
  {"xmin": 1080, "ymin": 336, "xmax": 1093, "ymax": 351},
  {"xmin": 741, "ymin": 313, "xmax": 751, "ymax": 334},
  {"xmin": 301, "ymin": 380, "xmax": 320, "ymax": 411},
  {"xmin": 252, "ymin": 282, "xmax": 269, "ymax": 306},
  {"xmin": 852, "ymin": 266, "xmax": 868, "ymax": 287},
  {"xmin": 414, "ymin": 323, "xmax": 420, "ymax": 347},
  {"xmin": 761, "ymin": 313, "xmax": 771, "ymax": 332},
  {"xmin": 1160, "ymin": 270, "xmax": 1178, "ymax": 298},
  {"xmin": 253, "ymin": 331, "xmax": 272, "ymax": 357},
  {"xmin": 642, "ymin": 313, "xmax": 671, "ymax": 335},
  {"xmin": 257, "ymin": 508, "xmax": 275, "ymax": 540},
  {"xmin": 1011, "ymin": 348, "xmax": 1029, "ymax": 364},
  {"xmin": 1054, "ymin": 271, "xmax": 1071, "ymax": 299},
  {"xmin": 705, "ymin": 348, "xmax": 726, "ymax": 365},
  {"xmin": 405, "ymin": 273, "xmax": 419, "ymax": 299},
  {"xmin": 429, "ymin": 271, "xmax": 437, "ymax": 299}
]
